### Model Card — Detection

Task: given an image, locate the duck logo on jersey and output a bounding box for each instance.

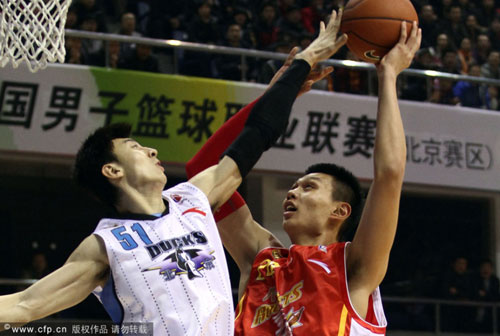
[142,247,215,281]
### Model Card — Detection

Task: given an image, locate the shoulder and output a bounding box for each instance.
[70,234,109,266]
[163,182,207,202]
[93,217,128,232]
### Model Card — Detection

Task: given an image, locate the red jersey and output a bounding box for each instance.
[234,243,387,335]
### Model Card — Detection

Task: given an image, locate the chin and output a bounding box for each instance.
[282,219,297,237]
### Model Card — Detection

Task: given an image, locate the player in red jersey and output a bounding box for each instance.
[187,16,421,336]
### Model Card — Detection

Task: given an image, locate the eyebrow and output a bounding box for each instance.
[294,176,322,185]
[301,176,321,182]
[122,138,138,144]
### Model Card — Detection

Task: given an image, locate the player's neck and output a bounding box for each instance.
[115,183,166,215]
[290,231,338,246]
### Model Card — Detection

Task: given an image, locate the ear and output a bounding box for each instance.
[102,162,123,181]
[331,202,351,220]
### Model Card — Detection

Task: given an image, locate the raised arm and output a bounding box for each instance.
[185,47,334,223]
[347,22,421,296]
[189,9,346,271]
[190,9,346,212]
[0,235,109,325]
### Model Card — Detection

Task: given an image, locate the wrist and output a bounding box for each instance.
[377,66,397,83]
[295,50,315,67]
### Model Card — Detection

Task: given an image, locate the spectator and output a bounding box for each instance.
[439,6,467,48]
[457,37,474,74]
[301,0,327,35]
[118,12,141,37]
[488,17,500,51]
[253,1,279,50]
[79,14,104,56]
[440,256,473,332]
[144,0,187,40]
[476,0,498,29]
[418,4,439,48]
[276,29,300,50]
[186,1,219,45]
[231,7,256,48]
[120,44,159,73]
[88,40,124,69]
[124,0,152,35]
[439,48,461,74]
[430,33,453,68]
[464,14,485,42]
[182,1,220,78]
[232,7,251,30]
[430,77,456,105]
[214,24,256,81]
[474,34,492,65]
[65,37,88,65]
[434,0,454,21]
[456,0,477,16]
[73,0,107,33]
[472,259,500,332]
[485,86,500,110]
[481,50,500,79]
[65,5,79,30]
[332,49,369,95]
[402,47,437,101]
[22,252,50,280]
[277,5,307,37]
[117,12,142,56]
[278,0,298,17]
[452,64,483,108]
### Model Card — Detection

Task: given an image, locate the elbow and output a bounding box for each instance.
[16,292,38,323]
[2,292,34,323]
[374,159,406,183]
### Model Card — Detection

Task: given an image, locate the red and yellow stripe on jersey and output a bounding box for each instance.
[235,243,387,335]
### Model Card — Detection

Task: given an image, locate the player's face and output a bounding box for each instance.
[111,138,166,187]
[282,173,337,241]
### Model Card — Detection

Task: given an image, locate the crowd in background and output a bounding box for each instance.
[384,256,500,333]
[65,0,500,110]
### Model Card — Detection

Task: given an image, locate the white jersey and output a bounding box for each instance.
[92,182,234,336]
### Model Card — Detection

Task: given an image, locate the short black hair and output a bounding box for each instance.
[305,163,363,242]
[73,123,132,208]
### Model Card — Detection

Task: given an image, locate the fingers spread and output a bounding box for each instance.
[319,21,326,34]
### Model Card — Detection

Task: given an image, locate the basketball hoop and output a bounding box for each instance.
[0,0,71,72]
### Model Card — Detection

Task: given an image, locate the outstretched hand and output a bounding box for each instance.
[268,46,334,97]
[377,21,422,77]
[295,8,347,66]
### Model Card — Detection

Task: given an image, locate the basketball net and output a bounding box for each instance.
[0,0,71,72]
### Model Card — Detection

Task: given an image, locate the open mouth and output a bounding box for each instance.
[283,202,297,218]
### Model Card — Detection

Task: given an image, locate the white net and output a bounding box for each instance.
[0,0,71,72]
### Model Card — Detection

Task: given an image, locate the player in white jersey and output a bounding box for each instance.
[92,182,235,335]
[0,10,347,335]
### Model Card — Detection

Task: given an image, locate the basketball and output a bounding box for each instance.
[340,0,418,63]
